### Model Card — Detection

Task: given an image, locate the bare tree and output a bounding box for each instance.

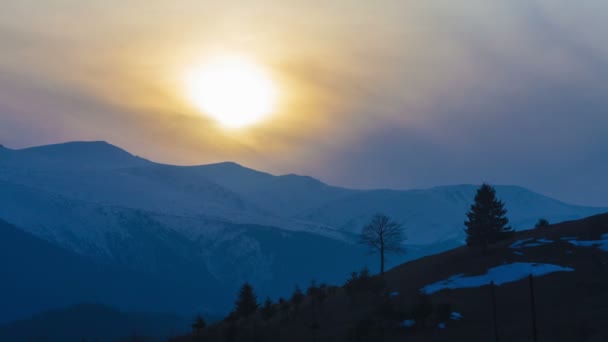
[359,213,405,274]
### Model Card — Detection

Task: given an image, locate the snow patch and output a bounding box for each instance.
[565,234,608,252]
[401,319,415,328]
[450,312,463,320]
[421,262,574,294]
[510,238,553,249]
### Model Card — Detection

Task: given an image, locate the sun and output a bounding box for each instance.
[184,56,278,128]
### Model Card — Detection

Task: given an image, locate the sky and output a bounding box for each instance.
[1,0,607,206]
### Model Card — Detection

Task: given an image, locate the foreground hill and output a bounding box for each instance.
[0,303,189,342]
[0,141,606,320]
[173,213,608,342]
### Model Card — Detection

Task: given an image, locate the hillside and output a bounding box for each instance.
[173,213,608,342]
[0,303,189,342]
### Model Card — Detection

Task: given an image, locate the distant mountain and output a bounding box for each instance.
[191,162,352,216]
[0,202,373,323]
[296,184,606,245]
[0,218,223,324]
[0,141,150,170]
[0,303,189,342]
[0,141,605,321]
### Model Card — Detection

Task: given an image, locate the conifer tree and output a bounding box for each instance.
[291,285,304,306]
[464,184,513,249]
[234,282,258,318]
[260,297,276,320]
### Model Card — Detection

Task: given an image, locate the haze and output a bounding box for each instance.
[1,0,607,206]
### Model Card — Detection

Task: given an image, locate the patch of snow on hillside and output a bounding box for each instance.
[510,238,553,249]
[450,312,463,320]
[401,319,415,328]
[421,262,574,294]
[565,234,608,252]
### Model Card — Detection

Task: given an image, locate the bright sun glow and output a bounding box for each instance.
[185,56,278,128]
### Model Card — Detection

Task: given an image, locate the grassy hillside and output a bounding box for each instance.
[172,213,608,342]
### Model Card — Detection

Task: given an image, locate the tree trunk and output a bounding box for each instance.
[380,245,385,274]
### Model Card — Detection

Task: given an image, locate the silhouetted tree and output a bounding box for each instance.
[291,285,304,306]
[307,280,320,297]
[535,218,550,229]
[261,297,276,320]
[192,315,206,335]
[234,282,258,318]
[359,214,405,274]
[464,184,513,250]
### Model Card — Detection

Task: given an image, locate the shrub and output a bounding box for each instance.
[344,268,386,296]
[535,218,550,229]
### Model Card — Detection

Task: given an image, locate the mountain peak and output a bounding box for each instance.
[21,140,118,152]
[15,141,149,169]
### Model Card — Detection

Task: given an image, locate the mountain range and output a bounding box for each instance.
[0,141,605,324]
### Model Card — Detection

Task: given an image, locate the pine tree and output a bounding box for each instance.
[464,184,513,249]
[291,285,304,306]
[260,297,276,320]
[234,282,258,318]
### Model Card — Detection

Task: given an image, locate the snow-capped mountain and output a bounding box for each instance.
[0,141,605,320]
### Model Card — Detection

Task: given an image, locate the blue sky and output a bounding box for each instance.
[1,1,607,206]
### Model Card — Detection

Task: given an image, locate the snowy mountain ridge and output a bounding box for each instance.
[0,140,606,319]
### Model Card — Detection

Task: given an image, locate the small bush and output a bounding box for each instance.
[344,268,386,296]
[535,218,550,229]
[191,315,206,334]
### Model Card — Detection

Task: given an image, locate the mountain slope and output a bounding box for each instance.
[0,218,221,324]
[297,184,606,244]
[190,162,353,216]
[1,141,150,170]
[0,205,375,323]
[0,304,189,342]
